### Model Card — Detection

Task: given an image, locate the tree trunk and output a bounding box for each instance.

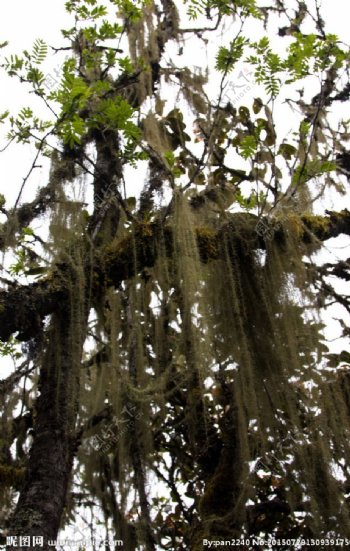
[9,294,87,550]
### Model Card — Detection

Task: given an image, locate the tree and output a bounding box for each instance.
[1,0,350,549]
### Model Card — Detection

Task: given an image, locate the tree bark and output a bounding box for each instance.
[8,294,87,550]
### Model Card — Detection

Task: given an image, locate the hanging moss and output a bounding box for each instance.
[3,0,350,545]
[68,185,350,540]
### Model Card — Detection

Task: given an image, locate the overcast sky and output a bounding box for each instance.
[1,0,349,204]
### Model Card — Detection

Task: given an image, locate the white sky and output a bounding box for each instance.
[0,1,349,341]
[0,0,349,205]
[0,2,349,544]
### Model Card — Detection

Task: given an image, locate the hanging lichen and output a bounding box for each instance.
[3,0,350,548]
[73,182,350,542]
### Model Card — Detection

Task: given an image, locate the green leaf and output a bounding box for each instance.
[0,110,9,124]
[112,0,144,21]
[90,5,108,18]
[299,121,310,139]
[59,115,86,148]
[93,97,135,131]
[238,135,257,159]
[235,189,259,209]
[31,39,48,65]
[9,248,27,275]
[292,160,336,186]
[0,336,20,358]
[255,37,270,54]
[18,107,33,121]
[118,56,134,75]
[164,151,175,167]
[98,21,122,40]
[4,54,24,75]
[26,67,45,86]
[215,36,248,72]
[22,227,34,237]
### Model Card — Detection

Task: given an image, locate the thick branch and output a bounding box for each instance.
[0,184,56,250]
[301,210,350,242]
[1,210,349,342]
[0,281,63,341]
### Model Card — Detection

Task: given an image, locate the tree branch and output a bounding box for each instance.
[0,209,349,342]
